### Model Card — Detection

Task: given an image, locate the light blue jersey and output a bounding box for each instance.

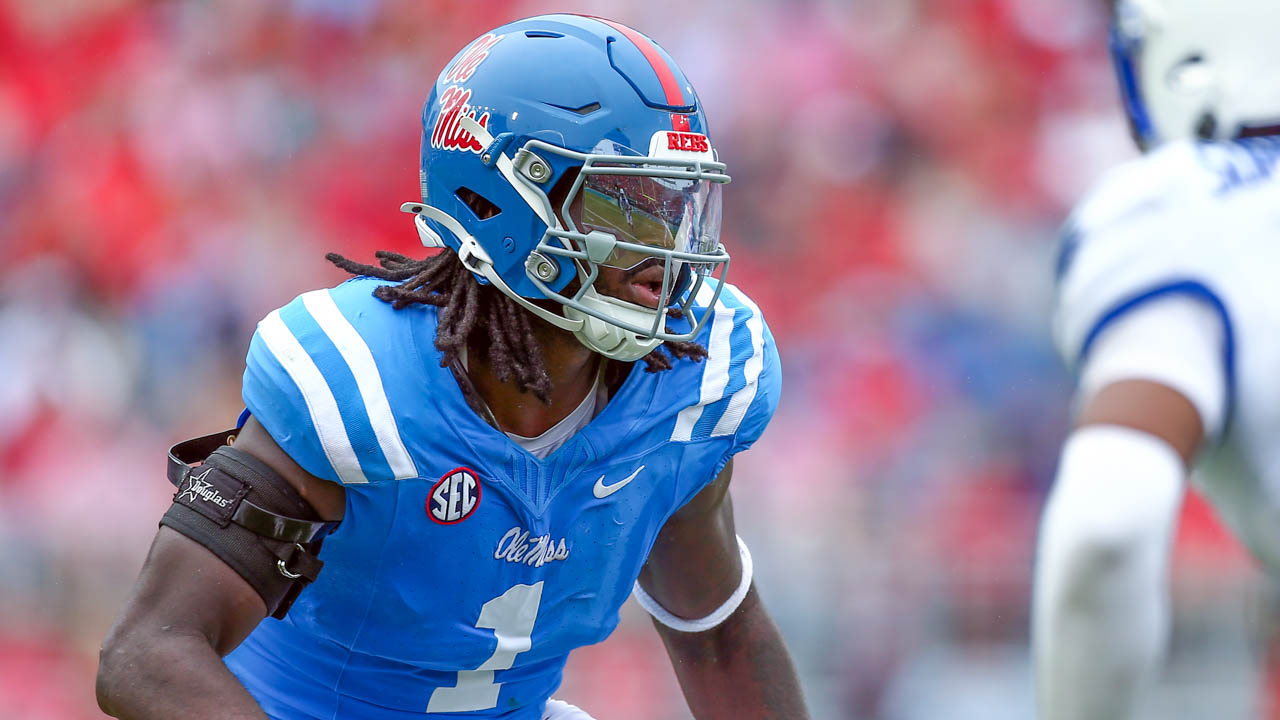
[223,275,780,719]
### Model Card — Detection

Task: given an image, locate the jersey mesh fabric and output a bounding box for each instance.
[226,275,781,718]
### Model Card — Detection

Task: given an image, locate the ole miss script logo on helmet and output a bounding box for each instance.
[427,468,482,524]
[432,33,505,155]
[444,33,502,84]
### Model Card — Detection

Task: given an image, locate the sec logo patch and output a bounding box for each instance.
[427,468,482,524]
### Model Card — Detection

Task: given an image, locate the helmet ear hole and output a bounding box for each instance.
[456,187,502,220]
[1196,112,1218,140]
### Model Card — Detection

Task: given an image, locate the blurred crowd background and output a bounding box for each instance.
[0,0,1270,718]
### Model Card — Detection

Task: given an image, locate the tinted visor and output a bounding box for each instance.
[575,171,723,270]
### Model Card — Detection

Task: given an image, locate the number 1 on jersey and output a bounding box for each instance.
[427,582,544,713]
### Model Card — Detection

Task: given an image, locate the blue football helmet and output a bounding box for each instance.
[400,14,731,361]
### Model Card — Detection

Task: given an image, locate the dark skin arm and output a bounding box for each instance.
[96,416,344,719]
[1075,378,1203,466]
[638,459,811,720]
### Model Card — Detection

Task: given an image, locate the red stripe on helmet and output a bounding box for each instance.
[592,17,690,130]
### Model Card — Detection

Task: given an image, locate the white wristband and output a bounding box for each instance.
[632,535,753,633]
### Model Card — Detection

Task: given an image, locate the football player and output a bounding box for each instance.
[95,15,809,720]
[1034,1,1280,718]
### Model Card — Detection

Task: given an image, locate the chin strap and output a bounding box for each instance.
[403,115,670,361]
[402,206,583,334]
[403,205,666,361]
[564,292,663,362]
[632,535,754,634]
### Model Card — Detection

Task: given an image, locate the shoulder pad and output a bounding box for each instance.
[667,280,781,450]
[1053,141,1247,370]
[1068,141,1211,240]
[242,277,422,485]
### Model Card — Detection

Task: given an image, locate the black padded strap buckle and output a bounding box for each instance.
[164,428,340,619]
[167,430,339,544]
[274,542,324,582]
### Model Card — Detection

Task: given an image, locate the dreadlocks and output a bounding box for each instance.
[325,249,707,404]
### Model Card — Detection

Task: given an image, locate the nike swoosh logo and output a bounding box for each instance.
[594,465,645,499]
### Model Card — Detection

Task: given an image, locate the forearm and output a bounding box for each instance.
[657,586,809,720]
[1032,426,1183,720]
[97,630,267,720]
[1034,523,1169,720]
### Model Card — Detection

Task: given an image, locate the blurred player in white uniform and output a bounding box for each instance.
[1034,1,1280,718]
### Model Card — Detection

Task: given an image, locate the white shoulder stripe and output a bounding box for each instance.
[302,290,418,480]
[257,310,368,484]
[712,286,765,438]
[671,283,736,442]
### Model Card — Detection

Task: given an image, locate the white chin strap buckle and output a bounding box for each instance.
[563,291,663,362]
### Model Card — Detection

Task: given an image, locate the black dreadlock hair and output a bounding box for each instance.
[325,249,707,404]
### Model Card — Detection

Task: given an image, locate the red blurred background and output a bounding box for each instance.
[0,0,1261,717]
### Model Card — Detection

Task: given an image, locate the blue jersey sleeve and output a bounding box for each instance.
[728,318,781,456]
[242,281,421,485]
[663,281,781,511]
[667,281,782,450]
